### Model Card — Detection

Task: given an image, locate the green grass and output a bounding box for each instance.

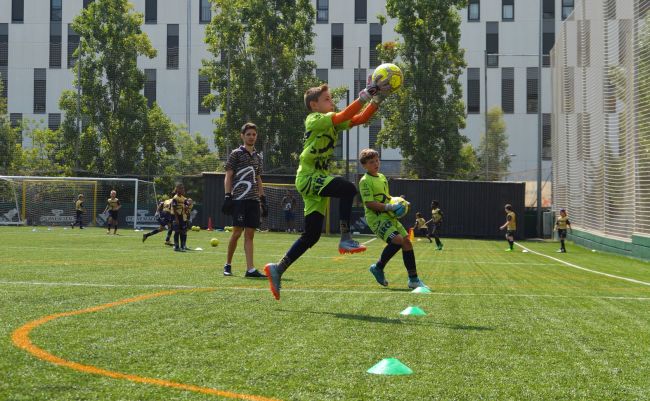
[2,226,650,400]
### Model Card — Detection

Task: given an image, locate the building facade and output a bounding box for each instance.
[0,0,573,179]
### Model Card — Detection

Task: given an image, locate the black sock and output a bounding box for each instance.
[339,220,350,234]
[166,228,173,241]
[435,238,442,247]
[508,240,513,250]
[147,228,160,236]
[278,239,310,274]
[376,243,401,270]
[403,249,417,278]
[181,233,187,248]
[174,232,180,247]
[561,240,565,250]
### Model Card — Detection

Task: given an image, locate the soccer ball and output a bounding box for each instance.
[191,225,200,232]
[210,238,219,247]
[388,196,410,219]
[372,63,403,93]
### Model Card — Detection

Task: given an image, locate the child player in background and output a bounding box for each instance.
[412,212,432,243]
[71,194,84,229]
[499,203,517,252]
[555,208,572,253]
[430,200,444,250]
[103,190,121,235]
[142,197,173,243]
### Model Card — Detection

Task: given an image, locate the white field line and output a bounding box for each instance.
[516,243,650,287]
[1,280,649,301]
[361,238,377,245]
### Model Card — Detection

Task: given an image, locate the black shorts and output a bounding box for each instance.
[109,210,119,221]
[558,229,567,239]
[232,199,260,229]
[506,230,516,237]
[417,228,428,237]
[430,222,442,236]
[284,210,294,221]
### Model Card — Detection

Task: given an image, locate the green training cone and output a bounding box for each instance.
[411,286,432,294]
[367,358,413,375]
[400,306,427,316]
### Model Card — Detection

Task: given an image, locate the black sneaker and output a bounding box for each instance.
[223,264,233,276]
[245,269,267,278]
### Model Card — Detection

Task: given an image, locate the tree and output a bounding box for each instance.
[477,106,511,181]
[170,131,221,175]
[377,0,468,178]
[454,143,481,180]
[20,122,70,175]
[58,0,175,175]
[0,79,21,174]
[201,0,319,173]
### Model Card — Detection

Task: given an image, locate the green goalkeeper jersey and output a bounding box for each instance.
[359,172,391,220]
[297,112,351,178]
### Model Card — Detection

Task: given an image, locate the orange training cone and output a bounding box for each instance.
[408,227,414,241]
[207,217,213,231]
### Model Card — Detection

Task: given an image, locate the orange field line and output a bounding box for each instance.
[11,289,281,401]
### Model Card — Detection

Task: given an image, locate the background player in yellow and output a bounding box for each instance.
[499,204,517,251]
[358,148,427,289]
[70,194,84,229]
[555,208,572,253]
[412,212,432,243]
[430,200,444,250]
[264,79,389,300]
[103,190,121,235]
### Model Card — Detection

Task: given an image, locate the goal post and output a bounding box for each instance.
[0,177,23,225]
[0,176,158,229]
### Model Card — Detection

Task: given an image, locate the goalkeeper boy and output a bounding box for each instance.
[358,148,427,290]
[264,79,388,300]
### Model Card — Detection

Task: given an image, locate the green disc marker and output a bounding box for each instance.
[367,358,413,375]
[411,286,431,294]
[400,306,426,316]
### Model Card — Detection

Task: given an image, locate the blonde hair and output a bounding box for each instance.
[359,148,380,165]
[304,84,329,111]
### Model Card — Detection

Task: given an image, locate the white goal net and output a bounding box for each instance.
[260,183,305,232]
[0,176,158,228]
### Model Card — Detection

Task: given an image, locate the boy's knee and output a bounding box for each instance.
[301,230,322,248]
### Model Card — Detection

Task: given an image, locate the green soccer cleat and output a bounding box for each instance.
[505,248,513,252]
[369,264,388,287]
[264,263,282,300]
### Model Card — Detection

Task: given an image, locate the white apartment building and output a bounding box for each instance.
[0,0,573,179]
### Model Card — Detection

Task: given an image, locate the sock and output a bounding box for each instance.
[166,229,172,241]
[339,220,350,234]
[113,225,118,233]
[247,267,256,273]
[277,239,310,274]
[147,228,160,236]
[561,240,565,250]
[435,238,442,247]
[181,233,187,248]
[508,240,514,250]
[376,243,401,270]
[174,232,180,247]
[403,249,417,278]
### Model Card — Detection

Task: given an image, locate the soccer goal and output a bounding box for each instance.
[261,183,305,232]
[0,176,158,228]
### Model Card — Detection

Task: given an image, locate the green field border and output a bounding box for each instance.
[568,229,650,260]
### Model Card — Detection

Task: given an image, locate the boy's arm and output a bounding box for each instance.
[349,103,379,127]
[224,169,234,194]
[257,175,264,197]
[364,201,387,213]
[331,99,364,125]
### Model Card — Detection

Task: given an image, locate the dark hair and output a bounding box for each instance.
[304,84,329,111]
[431,200,439,208]
[416,212,422,218]
[359,148,380,164]
[240,122,257,134]
[505,203,513,211]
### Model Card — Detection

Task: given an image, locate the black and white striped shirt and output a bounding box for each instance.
[225,146,263,201]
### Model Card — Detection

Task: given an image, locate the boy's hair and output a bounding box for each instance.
[505,204,513,211]
[78,194,84,199]
[240,122,257,134]
[359,148,380,165]
[304,84,328,111]
[431,200,439,208]
[416,212,422,218]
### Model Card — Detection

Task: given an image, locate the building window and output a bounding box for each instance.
[50,23,62,68]
[577,20,591,68]
[144,69,156,108]
[543,0,555,19]
[83,0,94,8]
[527,67,538,114]
[12,0,24,23]
[200,0,212,24]
[67,25,80,69]
[331,23,343,69]
[145,0,157,24]
[354,68,367,95]
[167,24,179,70]
[48,113,61,131]
[198,74,210,114]
[51,0,62,21]
[369,119,381,155]
[542,20,555,67]
[502,0,514,21]
[605,0,616,19]
[315,68,328,83]
[317,0,329,23]
[486,22,499,67]
[468,0,480,21]
[562,66,574,113]
[0,66,7,99]
[562,0,574,20]
[467,68,480,114]
[10,113,22,143]
[34,69,46,114]
[542,113,551,160]
[355,0,367,23]
[369,23,382,68]
[501,67,514,114]
[618,19,630,65]
[0,23,7,69]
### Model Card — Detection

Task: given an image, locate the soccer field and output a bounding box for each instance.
[2,227,650,400]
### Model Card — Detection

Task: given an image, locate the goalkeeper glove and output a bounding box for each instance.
[359,75,392,103]
[222,193,234,215]
[260,195,269,218]
[384,202,405,215]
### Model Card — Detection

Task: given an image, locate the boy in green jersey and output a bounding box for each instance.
[264,80,389,300]
[358,148,427,289]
